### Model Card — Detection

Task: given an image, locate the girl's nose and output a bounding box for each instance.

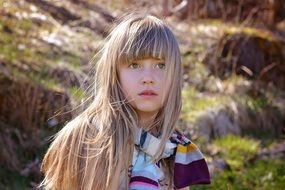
[141,70,155,85]
[142,78,154,84]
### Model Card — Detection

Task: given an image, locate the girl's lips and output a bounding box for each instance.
[139,94,157,98]
[139,94,158,98]
[138,90,158,97]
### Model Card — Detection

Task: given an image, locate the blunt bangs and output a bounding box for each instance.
[116,19,175,64]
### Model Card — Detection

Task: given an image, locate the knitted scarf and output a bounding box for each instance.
[129,128,210,189]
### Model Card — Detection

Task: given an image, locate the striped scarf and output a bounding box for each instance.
[129,128,210,189]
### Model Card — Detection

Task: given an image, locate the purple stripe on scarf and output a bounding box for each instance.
[130,176,159,187]
[174,159,211,188]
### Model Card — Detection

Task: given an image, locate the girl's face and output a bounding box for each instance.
[118,58,170,118]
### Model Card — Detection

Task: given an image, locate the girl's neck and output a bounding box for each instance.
[137,111,159,136]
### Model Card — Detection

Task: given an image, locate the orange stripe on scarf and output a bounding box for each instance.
[176,143,198,153]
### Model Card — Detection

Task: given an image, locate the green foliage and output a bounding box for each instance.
[214,135,260,169]
[68,86,86,101]
[192,135,285,190]
[188,61,209,81]
[0,165,30,190]
[224,26,277,42]
[181,86,229,122]
[192,159,285,190]
[26,68,62,90]
[0,34,18,62]
[246,97,268,110]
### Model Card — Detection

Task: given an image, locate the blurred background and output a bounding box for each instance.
[0,0,285,189]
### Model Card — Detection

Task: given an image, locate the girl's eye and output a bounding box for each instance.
[156,63,166,69]
[129,63,140,69]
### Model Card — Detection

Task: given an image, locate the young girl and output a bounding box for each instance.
[41,13,210,190]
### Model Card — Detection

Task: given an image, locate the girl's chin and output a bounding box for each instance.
[130,101,163,115]
[134,106,160,115]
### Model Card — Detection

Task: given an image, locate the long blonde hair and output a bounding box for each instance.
[41,12,182,190]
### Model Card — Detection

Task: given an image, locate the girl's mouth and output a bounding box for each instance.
[138,90,158,97]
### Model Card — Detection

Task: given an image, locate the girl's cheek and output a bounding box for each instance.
[155,70,166,80]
